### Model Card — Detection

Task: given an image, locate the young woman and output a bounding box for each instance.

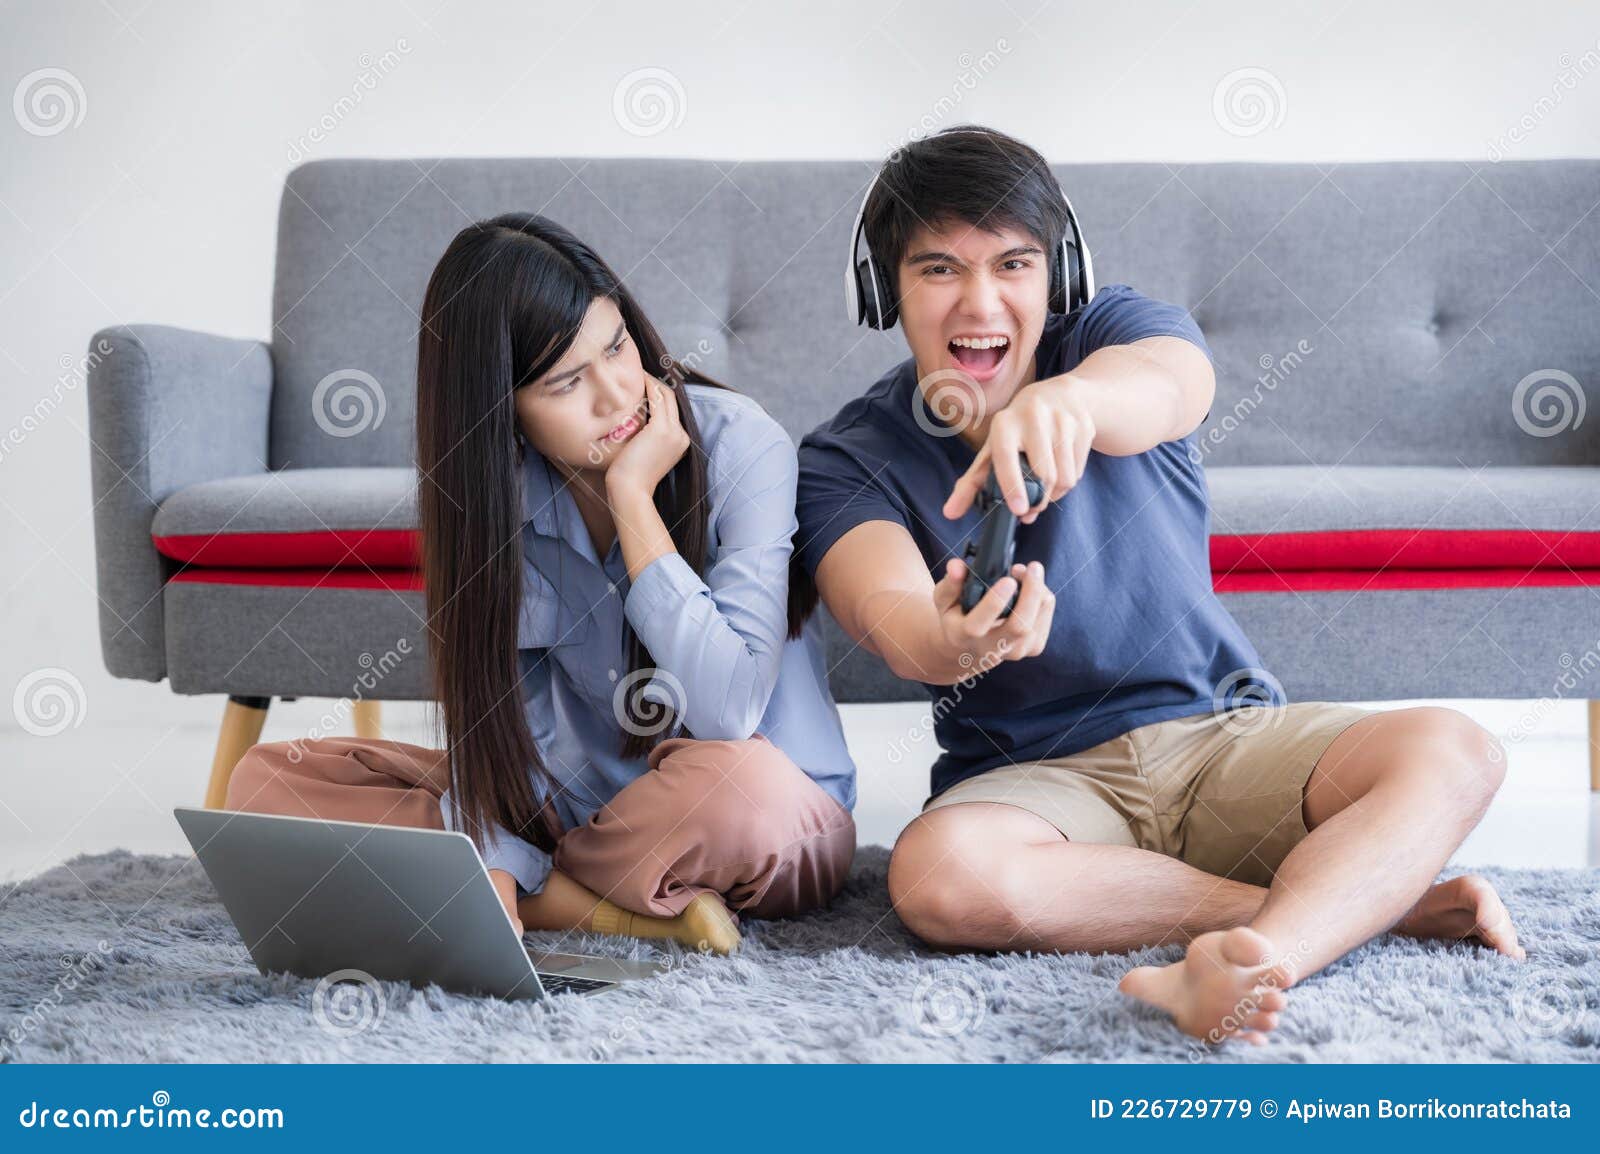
[226,214,857,954]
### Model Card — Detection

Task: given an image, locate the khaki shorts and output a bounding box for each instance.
[921,702,1375,887]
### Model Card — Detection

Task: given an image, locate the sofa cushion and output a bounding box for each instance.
[151,467,417,568]
[1208,465,1600,568]
[1207,464,1600,591]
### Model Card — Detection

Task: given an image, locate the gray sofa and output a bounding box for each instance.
[87,158,1600,800]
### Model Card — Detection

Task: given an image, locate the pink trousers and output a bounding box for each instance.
[225,733,855,920]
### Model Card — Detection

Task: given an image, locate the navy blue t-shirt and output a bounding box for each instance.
[795,283,1283,796]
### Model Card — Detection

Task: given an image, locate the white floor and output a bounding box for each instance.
[2,697,1597,887]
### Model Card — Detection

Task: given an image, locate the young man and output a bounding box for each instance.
[795,125,1524,1045]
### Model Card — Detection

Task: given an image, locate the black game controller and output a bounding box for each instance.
[960,460,1045,616]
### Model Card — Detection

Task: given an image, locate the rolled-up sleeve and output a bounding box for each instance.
[439,787,553,896]
[623,422,796,741]
[439,789,554,896]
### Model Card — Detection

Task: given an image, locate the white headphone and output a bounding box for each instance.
[845,146,1095,329]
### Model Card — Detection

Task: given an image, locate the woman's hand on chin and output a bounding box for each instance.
[605,375,689,504]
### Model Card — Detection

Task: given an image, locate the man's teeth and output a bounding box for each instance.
[949,336,1009,350]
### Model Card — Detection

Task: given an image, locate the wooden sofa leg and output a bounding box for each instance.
[352,699,382,740]
[1590,700,1600,793]
[205,694,272,810]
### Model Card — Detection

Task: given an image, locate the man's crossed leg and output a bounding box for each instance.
[886,703,1522,1045]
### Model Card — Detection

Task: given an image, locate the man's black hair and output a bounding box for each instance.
[862,125,1068,294]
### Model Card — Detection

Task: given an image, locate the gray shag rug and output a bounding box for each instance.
[2,847,1597,1063]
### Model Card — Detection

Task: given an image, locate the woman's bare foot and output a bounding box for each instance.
[1118,926,1294,1045]
[1391,874,1524,958]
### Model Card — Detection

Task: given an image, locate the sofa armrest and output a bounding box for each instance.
[86,324,273,681]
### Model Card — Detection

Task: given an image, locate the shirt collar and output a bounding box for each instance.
[519,447,566,539]
[519,446,614,570]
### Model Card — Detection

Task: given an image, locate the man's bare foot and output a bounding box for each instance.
[1118,926,1294,1045]
[1392,874,1524,959]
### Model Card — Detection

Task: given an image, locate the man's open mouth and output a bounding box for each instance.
[947,334,1010,382]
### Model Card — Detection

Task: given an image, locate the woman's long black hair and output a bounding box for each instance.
[416,212,812,857]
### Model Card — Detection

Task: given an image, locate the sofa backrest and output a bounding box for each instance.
[271,158,1600,472]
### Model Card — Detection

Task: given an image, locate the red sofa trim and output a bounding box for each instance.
[152,529,418,569]
[1211,529,1600,572]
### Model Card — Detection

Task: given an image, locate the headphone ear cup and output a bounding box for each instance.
[851,256,873,326]
[1062,242,1082,313]
[1048,243,1067,314]
[872,258,898,329]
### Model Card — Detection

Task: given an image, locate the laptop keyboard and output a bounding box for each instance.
[534,972,617,996]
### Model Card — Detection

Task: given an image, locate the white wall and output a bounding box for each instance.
[3,0,1599,737]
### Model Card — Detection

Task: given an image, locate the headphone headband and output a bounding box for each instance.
[845,153,1095,330]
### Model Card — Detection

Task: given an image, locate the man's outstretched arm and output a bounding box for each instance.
[814,520,1054,687]
[946,334,1217,522]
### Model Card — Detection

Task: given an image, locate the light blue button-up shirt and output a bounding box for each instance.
[440,385,858,894]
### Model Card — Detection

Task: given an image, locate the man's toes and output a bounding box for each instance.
[1118,964,1165,1000]
[1218,925,1276,969]
[1252,988,1289,1013]
[1242,1009,1280,1033]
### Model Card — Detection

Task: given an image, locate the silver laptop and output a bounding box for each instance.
[174,806,665,1001]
